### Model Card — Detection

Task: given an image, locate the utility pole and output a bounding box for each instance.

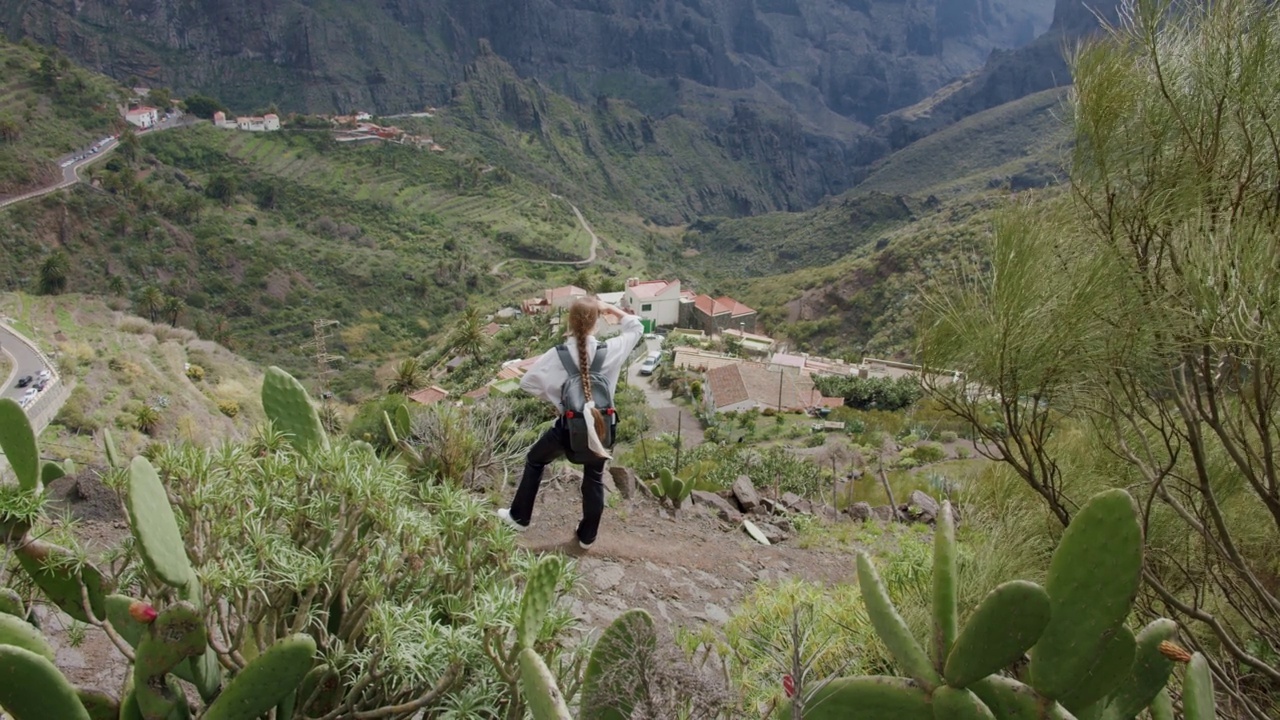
[301,319,342,411]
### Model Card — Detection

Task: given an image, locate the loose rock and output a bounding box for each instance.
[904,490,940,524]
[847,502,873,522]
[607,466,639,499]
[731,475,760,512]
[871,505,897,522]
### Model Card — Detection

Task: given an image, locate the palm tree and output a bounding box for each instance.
[163,295,185,327]
[134,406,160,436]
[38,252,69,295]
[387,358,426,395]
[137,286,164,323]
[107,274,127,296]
[448,308,488,359]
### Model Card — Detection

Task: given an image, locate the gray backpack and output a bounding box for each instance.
[555,344,616,457]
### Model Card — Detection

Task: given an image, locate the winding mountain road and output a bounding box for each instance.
[490,194,601,275]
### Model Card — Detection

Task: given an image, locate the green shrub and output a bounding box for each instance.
[912,441,947,464]
[55,385,100,434]
[217,400,239,418]
[939,430,958,444]
[956,445,972,460]
[804,432,827,448]
[186,364,206,381]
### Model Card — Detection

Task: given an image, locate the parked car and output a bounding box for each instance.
[15,375,33,388]
[638,352,661,376]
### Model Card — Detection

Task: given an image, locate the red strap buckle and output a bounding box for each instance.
[565,411,575,418]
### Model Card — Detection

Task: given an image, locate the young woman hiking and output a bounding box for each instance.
[498,297,644,549]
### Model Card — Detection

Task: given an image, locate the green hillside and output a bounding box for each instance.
[856,88,1072,199]
[0,40,125,194]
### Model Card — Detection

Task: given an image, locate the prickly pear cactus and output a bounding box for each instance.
[932,501,959,669]
[580,609,658,720]
[1182,653,1215,720]
[802,676,932,720]
[41,459,72,486]
[1029,489,1143,700]
[14,537,109,623]
[262,366,329,454]
[1100,620,1178,720]
[1059,625,1136,713]
[0,611,55,661]
[103,427,121,469]
[125,456,195,589]
[519,647,573,720]
[857,552,941,690]
[0,587,24,617]
[133,602,207,720]
[0,644,92,720]
[0,398,41,494]
[932,685,996,720]
[201,633,317,720]
[517,556,562,651]
[76,688,121,720]
[943,580,1050,688]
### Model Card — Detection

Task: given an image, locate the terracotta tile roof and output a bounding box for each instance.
[464,386,491,399]
[705,361,841,411]
[483,322,502,336]
[771,353,807,369]
[692,294,755,317]
[546,285,587,301]
[408,385,450,405]
[627,280,676,299]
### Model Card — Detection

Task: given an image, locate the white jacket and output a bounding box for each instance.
[519,313,644,412]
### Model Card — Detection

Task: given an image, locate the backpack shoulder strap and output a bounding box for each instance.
[554,344,580,378]
[590,344,608,373]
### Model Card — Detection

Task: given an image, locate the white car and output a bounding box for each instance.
[638,352,661,376]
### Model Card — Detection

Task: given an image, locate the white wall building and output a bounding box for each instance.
[124,106,159,129]
[623,278,681,327]
[235,113,281,132]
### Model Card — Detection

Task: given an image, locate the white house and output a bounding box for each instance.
[212,111,237,129]
[124,106,159,129]
[623,278,681,327]
[235,114,281,132]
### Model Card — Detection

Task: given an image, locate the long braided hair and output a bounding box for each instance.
[567,298,607,440]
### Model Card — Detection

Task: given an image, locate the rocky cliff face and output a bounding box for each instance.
[875,0,1123,149]
[1,0,1068,214]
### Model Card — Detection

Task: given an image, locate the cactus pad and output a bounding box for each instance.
[933,500,959,670]
[0,398,41,493]
[41,460,68,486]
[857,552,941,689]
[944,580,1050,688]
[0,587,23,618]
[76,688,120,720]
[517,556,562,650]
[1147,688,1174,720]
[1030,489,1142,700]
[970,676,1076,720]
[580,609,657,720]
[0,644,92,720]
[1059,625,1136,714]
[394,404,412,437]
[802,676,933,720]
[15,538,109,623]
[0,612,55,661]
[518,647,573,720]
[297,665,343,717]
[103,427,121,469]
[133,603,207,720]
[126,456,194,589]
[933,686,997,720]
[1182,653,1214,720]
[1101,619,1178,720]
[262,366,329,454]
[202,633,317,720]
[104,594,151,649]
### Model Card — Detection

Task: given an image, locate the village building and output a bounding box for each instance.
[702,361,842,414]
[680,294,758,335]
[622,278,682,328]
[521,285,588,315]
[123,106,159,129]
[407,385,450,406]
[235,114,281,132]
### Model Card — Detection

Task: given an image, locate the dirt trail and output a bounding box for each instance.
[515,469,854,632]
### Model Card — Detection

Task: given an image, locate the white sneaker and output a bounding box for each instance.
[577,538,593,551]
[496,508,527,532]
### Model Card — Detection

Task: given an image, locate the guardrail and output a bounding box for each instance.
[0,320,71,481]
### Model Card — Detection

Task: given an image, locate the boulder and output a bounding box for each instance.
[731,475,761,512]
[607,466,639,499]
[816,505,839,521]
[692,490,742,523]
[905,490,940,524]
[780,492,806,510]
[847,502,873,522]
[871,505,897,522]
[757,523,789,544]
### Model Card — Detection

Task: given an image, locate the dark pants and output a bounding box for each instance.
[508,421,607,544]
